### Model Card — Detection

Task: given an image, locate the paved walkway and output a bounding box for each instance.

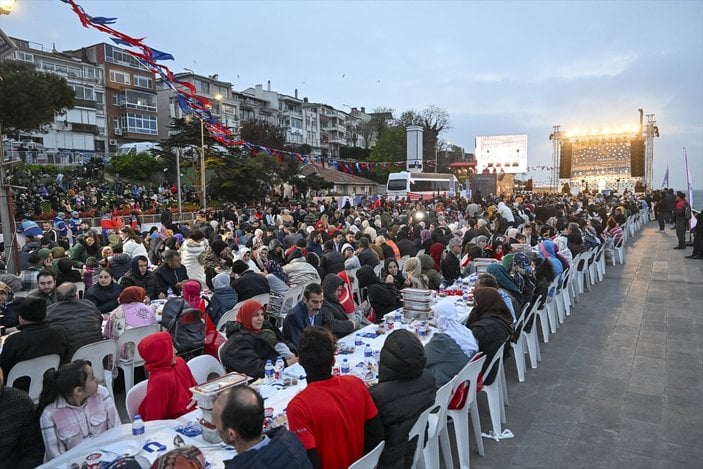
[467,222,703,468]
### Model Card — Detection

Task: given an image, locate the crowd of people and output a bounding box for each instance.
[0,184,699,468]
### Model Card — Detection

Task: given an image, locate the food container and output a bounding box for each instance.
[190,372,249,410]
[199,418,222,443]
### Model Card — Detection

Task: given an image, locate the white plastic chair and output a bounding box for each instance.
[187,354,226,384]
[398,255,410,273]
[511,302,531,382]
[535,276,559,341]
[521,296,543,369]
[423,377,456,469]
[348,440,385,469]
[125,379,148,421]
[408,404,434,469]
[117,324,160,392]
[479,342,509,437]
[373,263,383,278]
[440,354,486,469]
[6,354,61,402]
[249,293,270,308]
[278,284,305,320]
[71,339,118,398]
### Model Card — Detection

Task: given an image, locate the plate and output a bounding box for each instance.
[99,440,142,458]
[254,384,278,399]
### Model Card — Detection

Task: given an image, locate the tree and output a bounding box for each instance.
[240,119,286,150]
[395,106,451,165]
[0,61,75,132]
[368,126,406,183]
[109,151,163,181]
[358,107,394,149]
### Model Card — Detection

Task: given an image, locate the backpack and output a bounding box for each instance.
[684,204,692,220]
[161,297,205,359]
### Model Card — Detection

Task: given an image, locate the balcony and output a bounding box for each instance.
[70,123,99,134]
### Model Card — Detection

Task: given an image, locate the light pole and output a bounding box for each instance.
[0,0,15,15]
[200,119,206,212]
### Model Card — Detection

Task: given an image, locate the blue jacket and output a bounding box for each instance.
[282,300,317,347]
[208,287,239,325]
[224,427,311,469]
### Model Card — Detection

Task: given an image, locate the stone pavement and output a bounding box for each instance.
[463,222,703,468]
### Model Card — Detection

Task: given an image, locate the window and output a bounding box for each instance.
[125,113,158,135]
[70,84,95,101]
[83,66,96,80]
[124,90,157,112]
[410,180,451,192]
[15,51,33,62]
[387,179,408,191]
[104,44,143,69]
[194,79,210,94]
[110,70,130,85]
[134,74,153,89]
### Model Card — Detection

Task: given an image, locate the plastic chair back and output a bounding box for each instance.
[348,440,385,469]
[117,324,160,391]
[187,354,226,384]
[6,354,60,402]
[71,339,118,398]
[125,379,148,421]
[423,377,456,468]
[408,405,434,469]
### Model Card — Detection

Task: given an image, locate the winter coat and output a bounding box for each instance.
[419,254,442,290]
[358,247,380,268]
[319,275,356,338]
[356,265,402,323]
[119,257,158,299]
[220,322,287,379]
[137,332,197,421]
[108,253,132,281]
[45,299,104,357]
[370,330,436,469]
[224,426,311,469]
[207,286,239,326]
[283,259,321,288]
[180,239,207,285]
[320,249,345,278]
[85,281,122,315]
[425,333,470,387]
[153,262,189,296]
[469,315,512,385]
[232,271,269,302]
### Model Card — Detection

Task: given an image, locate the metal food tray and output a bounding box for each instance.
[190,372,249,396]
[401,288,433,300]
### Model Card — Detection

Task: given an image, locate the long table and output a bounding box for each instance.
[39,296,471,468]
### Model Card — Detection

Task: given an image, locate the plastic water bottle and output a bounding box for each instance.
[364,343,373,361]
[341,358,350,375]
[355,333,363,347]
[132,415,145,442]
[274,357,284,380]
[264,360,274,384]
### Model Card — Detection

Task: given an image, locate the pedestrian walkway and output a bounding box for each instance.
[468,222,703,468]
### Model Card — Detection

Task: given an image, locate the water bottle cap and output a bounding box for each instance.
[134,415,142,420]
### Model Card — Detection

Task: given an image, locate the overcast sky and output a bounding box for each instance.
[2,0,701,190]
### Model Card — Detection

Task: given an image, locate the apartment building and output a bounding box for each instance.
[156,72,239,140]
[5,37,106,161]
[68,43,159,151]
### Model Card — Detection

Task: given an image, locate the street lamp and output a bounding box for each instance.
[0,0,15,15]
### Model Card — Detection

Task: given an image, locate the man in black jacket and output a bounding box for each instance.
[441,238,463,283]
[45,282,103,357]
[154,250,189,297]
[395,230,417,258]
[0,298,69,390]
[231,260,270,302]
[319,240,344,278]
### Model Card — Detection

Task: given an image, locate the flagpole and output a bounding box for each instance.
[684,146,695,230]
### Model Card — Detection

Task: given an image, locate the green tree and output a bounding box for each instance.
[396,106,451,165]
[109,151,163,181]
[368,126,406,183]
[0,61,75,132]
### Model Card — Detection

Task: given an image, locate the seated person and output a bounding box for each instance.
[467,287,514,385]
[38,360,119,459]
[103,286,157,357]
[356,265,403,323]
[55,257,82,285]
[212,386,311,468]
[220,299,297,379]
[154,250,188,297]
[1,298,70,391]
[319,274,365,338]
[118,255,158,300]
[381,258,410,291]
[283,283,324,347]
[207,272,238,326]
[137,331,198,421]
[84,268,122,315]
[287,327,382,468]
[231,260,270,302]
[425,302,479,387]
[0,368,45,467]
[369,329,436,468]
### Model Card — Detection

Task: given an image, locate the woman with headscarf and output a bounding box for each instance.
[56,257,82,285]
[425,301,479,387]
[237,247,261,273]
[553,235,573,268]
[419,227,432,252]
[404,257,429,290]
[566,222,587,256]
[220,299,297,378]
[319,274,365,337]
[356,265,403,323]
[475,218,492,238]
[466,287,514,385]
[382,257,409,290]
[418,254,441,290]
[507,252,536,303]
[103,286,157,357]
[119,255,157,299]
[201,239,234,289]
[538,239,564,277]
[207,272,238,326]
[486,263,524,307]
[182,279,206,314]
[583,224,601,249]
[252,245,269,272]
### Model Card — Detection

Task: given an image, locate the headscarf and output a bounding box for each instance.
[182,280,203,309]
[344,256,361,270]
[236,299,264,333]
[420,229,431,242]
[486,263,523,303]
[130,255,149,279]
[501,253,515,271]
[468,287,514,326]
[433,301,479,358]
[553,236,572,266]
[264,260,289,285]
[321,273,344,304]
[212,272,231,290]
[508,253,536,297]
[584,225,601,246]
[538,239,564,276]
[119,286,145,304]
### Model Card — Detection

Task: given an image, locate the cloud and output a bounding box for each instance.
[543,53,640,80]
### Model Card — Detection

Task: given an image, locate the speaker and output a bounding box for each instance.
[630,139,645,177]
[559,143,573,179]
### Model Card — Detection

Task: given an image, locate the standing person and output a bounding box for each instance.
[673,191,690,250]
[212,386,311,468]
[37,360,120,459]
[287,327,383,469]
[118,226,148,260]
[179,230,208,285]
[685,210,703,259]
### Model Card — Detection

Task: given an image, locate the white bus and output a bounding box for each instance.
[386,171,459,200]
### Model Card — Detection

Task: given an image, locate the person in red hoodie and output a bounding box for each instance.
[137,331,197,421]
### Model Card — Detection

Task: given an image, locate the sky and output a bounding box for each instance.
[1,0,702,191]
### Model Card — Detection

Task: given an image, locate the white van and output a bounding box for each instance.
[116,142,161,155]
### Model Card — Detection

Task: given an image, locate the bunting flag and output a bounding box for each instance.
[684,147,695,229]
[661,164,669,188]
